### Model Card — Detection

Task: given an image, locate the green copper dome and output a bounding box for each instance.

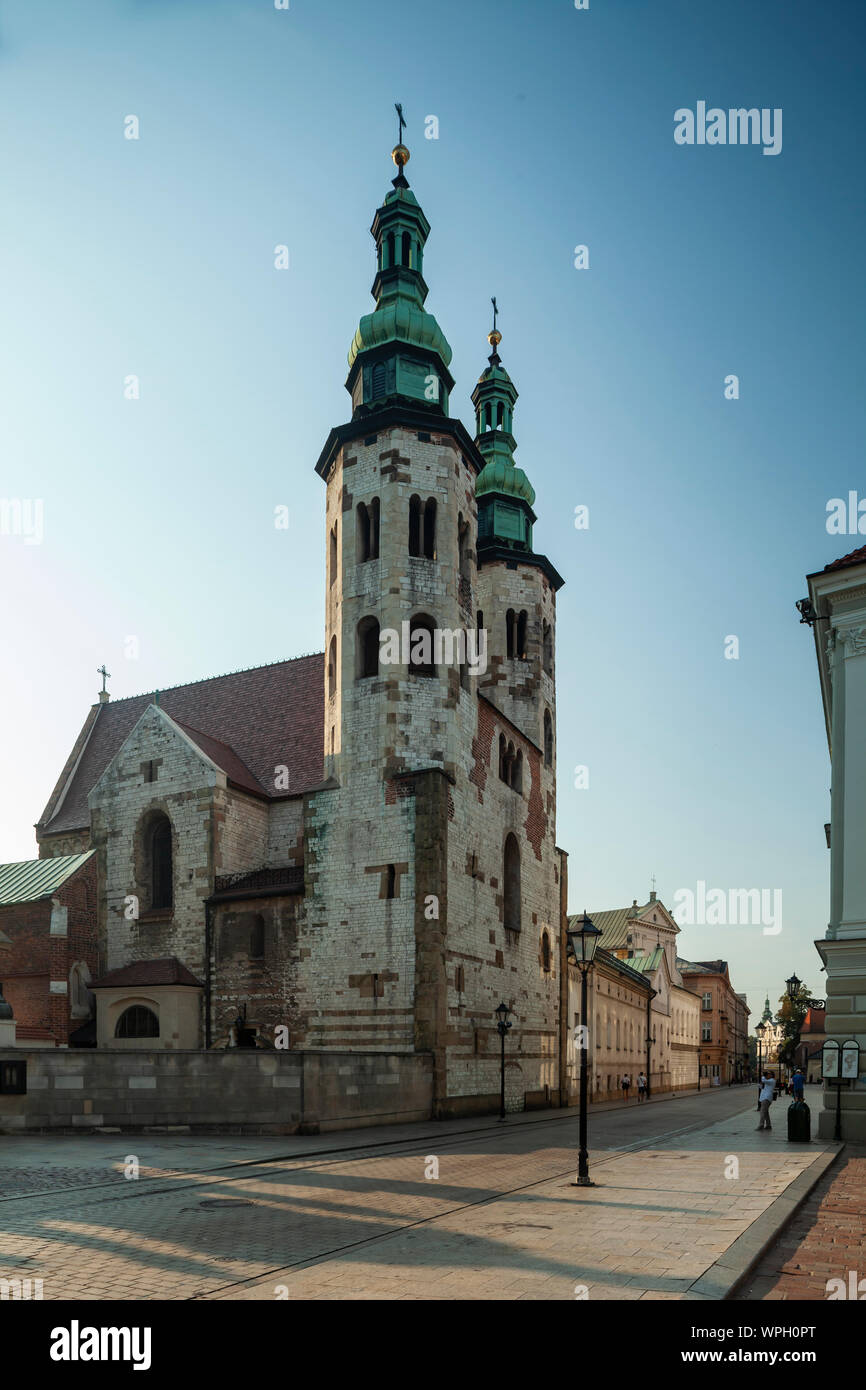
[348,300,452,370]
[476,458,535,506]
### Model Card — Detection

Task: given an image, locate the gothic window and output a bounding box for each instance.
[408,614,436,677]
[516,610,528,660]
[541,931,551,973]
[356,500,379,562]
[401,231,411,267]
[372,362,386,398]
[329,522,338,587]
[149,814,173,911]
[423,499,436,559]
[458,514,470,583]
[506,609,515,658]
[498,733,507,781]
[503,833,521,932]
[357,617,380,679]
[249,916,265,960]
[477,609,484,635]
[510,749,523,794]
[544,710,553,767]
[386,231,395,268]
[542,621,552,674]
[409,495,422,557]
[115,1005,159,1039]
[496,402,504,428]
[328,636,337,698]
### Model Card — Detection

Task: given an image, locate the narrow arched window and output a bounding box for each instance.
[544,710,553,767]
[329,522,338,587]
[541,931,551,973]
[328,636,337,698]
[506,609,515,659]
[498,733,507,782]
[356,502,371,563]
[357,617,380,679]
[386,232,395,268]
[150,815,172,911]
[477,609,484,635]
[516,610,528,660]
[408,614,436,677]
[249,915,265,960]
[409,495,422,557]
[543,620,552,674]
[115,1005,159,1039]
[511,749,523,794]
[458,514,470,582]
[496,402,504,428]
[402,231,411,267]
[369,497,380,559]
[423,498,436,559]
[504,833,521,932]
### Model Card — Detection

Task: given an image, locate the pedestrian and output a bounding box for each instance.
[756,1071,775,1131]
[637,1071,647,1102]
[621,1072,631,1101]
[792,1068,805,1101]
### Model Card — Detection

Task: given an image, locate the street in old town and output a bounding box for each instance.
[0,1088,843,1302]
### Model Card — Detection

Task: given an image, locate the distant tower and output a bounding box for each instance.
[473,310,563,760]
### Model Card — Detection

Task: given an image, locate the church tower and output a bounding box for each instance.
[473,316,563,759]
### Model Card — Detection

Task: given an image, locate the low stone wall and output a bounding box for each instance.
[0,1048,433,1135]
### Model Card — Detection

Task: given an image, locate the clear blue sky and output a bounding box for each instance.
[1,0,863,1021]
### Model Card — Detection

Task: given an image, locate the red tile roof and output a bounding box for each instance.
[824,545,866,572]
[39,655,324,835]
[91,957,204,989]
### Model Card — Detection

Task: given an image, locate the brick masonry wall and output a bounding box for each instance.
[0,1047,433,1134]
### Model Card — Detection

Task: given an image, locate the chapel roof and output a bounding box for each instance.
[0,851,95,906]
[38,654,324,836]
[90,957,204,989]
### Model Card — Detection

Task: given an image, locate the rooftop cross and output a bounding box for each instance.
[491,295,498,335]
[395,101,406,144]
[97,664,111,694]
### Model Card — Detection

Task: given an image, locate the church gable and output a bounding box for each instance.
[89,704,224,810]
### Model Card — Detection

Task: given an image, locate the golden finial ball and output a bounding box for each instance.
[488,329,502,348]
[391,144,410,169]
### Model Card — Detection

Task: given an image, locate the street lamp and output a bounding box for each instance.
[566,910,603,1187]
[495,1001,513,1121]
[786,973,802,1001]
[756,1021,765,1076]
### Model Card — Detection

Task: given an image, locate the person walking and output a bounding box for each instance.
[621,1072,631,1102]
[792,1068,805,1100]
[637,1071,647,1102]
[756,1072,775,1131]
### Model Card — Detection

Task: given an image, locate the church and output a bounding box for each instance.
[30,136,566,1119]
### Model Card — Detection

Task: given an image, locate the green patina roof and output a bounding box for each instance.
[476,458,535,506]
[0,851,94,906]
[348,301,452,370]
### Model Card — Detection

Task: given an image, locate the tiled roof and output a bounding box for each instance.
[0,852,95,906]
[824,545,866,572]
[568,900,669,952]
[91,957,203,989]
[39,654,324,835]
[680,959,728,976]
[174,721,267,799]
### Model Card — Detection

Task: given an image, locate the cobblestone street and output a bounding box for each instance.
[0,1088,841,1301]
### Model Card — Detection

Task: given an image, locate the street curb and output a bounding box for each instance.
[682,1143,845,1301]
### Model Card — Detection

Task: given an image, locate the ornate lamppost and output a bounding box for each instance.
[567,911,603,1187]
[495,1001,512,1121]
[756,1021,765,1077]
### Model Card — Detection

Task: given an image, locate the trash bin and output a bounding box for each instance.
[787,1099,811,1143]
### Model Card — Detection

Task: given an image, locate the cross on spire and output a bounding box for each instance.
[97,664,111,694]
[395,102,406,144]
[491,296,498,334]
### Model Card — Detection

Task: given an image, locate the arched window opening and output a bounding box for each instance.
[369,497,380,558]
[510,749,523,794]
[506,609,516,659]
[458,514,470,582]
[543,620,552,674]
[477,609,484,635]
[401,231,411,266]
[541,931,551,973]
[498,733,507,782]
[328,636,337,699]
[249,916,265,960]
[149,815,172,911]
[516,610,528,660]
[484,403,491,431]
[386,231,395,268]
[503,833,521,932]
[356,502,371,563]
[423,498,436,559]
[616,1019,621,1051]
[544,710,553,767]
[372,361,386,398]
[357,617,380,679]
[115,1005,159,1039]
[496,402,504,428]
[408,495,422,557]
[408,614,436,677]
[329,523,338,587]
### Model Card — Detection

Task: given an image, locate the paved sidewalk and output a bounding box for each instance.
[208,1095,837,1301]
[734,1142,866,1301]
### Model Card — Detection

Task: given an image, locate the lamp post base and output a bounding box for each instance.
[571,1176,596,1187]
